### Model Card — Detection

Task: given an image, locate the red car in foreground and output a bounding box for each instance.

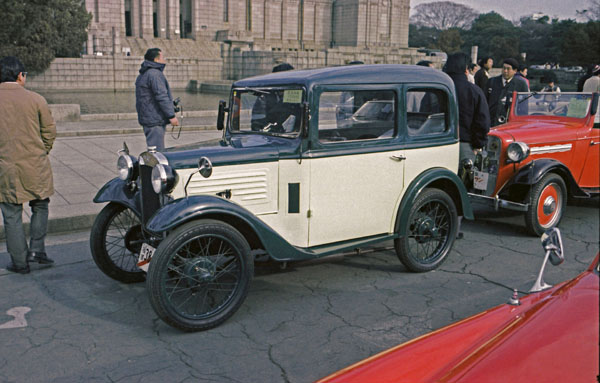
[317,230,599,383]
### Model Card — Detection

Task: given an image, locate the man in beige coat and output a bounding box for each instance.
[0,56,56,274]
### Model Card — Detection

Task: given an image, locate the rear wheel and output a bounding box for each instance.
[525,173,566,236]
[147,219,253,332]
[395,189,458,272]
[90,202,146,283]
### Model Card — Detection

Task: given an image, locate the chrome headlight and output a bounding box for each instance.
[117,154,137,181]
[151,164,179,194]
[506,142,530,163]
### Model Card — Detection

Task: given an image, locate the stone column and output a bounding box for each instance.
[140,0,154,38]
[166,0,181,39]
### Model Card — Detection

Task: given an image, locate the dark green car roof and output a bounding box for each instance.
[233,64,456,95]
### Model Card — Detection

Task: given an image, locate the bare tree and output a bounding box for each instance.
[411,1,479,30]
[576,0,600,20]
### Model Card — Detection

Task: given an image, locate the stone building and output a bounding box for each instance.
[28,0,436,91]
[85,0,410,55]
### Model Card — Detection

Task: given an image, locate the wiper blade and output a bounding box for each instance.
[518,91,538,105]
[236,87,270,95]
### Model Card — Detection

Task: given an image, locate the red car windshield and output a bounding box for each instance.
[514,92,593,119]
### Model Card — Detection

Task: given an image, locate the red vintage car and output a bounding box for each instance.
[460,91,599,235]
[316,229,600,383]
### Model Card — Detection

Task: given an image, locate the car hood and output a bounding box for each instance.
[162,134,301,169]
[491,119,581,145]
[317,254,599,383]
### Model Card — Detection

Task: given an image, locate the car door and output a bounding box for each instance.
[577,103,600,188]
[307,87,405,247]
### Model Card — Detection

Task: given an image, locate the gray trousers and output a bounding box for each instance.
[0,199,49,267]
[143,125,166,151]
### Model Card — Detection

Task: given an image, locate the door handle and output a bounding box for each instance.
[390,155,406,161]
[591,140,600,146]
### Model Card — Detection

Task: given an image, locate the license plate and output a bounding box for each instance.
[474,170,489,191]
[137,243,155,272]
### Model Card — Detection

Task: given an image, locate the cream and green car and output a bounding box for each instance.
[90,64,473,331]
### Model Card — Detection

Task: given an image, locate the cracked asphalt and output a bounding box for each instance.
[0,198,598,382]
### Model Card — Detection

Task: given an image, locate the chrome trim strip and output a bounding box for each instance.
[468,193,529,212]
[530,144,572,155]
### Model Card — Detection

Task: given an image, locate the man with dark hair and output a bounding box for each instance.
[135,48,179,150]
[515,64,530,89]
[486,58,529,126]
[474,56,493,92]
[0,56,56,274]
[272,63,294,72]
[444,52,490,162]
[416,60,433,67]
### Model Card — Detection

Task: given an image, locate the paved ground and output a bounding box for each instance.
[0,200,597,382]
[0,115,222,240]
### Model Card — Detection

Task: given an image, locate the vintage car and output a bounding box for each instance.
[460,91,599,235]
[90,64,473,331]
[317,228,600,383]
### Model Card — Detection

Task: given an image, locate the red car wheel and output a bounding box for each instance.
[525,173,566,236]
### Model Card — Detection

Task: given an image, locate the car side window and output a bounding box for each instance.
[406,89,448,136]
[318,90,396,142]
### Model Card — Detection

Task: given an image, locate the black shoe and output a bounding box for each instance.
[6,263,30,274]
[27,251,54,265]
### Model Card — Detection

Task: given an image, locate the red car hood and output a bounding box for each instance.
[317,255,599,383]
[491,119,581,145]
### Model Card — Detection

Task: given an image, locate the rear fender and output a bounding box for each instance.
[395,168,473,235]
[93,177,142,216]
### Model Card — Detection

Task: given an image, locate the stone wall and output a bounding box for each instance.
[26,56,223,91]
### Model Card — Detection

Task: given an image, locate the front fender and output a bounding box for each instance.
[502,159,587,198]
[395,168,473,235]
[145,196,307,261]
[93,177,142,215]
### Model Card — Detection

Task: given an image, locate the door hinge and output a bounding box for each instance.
[307,209,312,218]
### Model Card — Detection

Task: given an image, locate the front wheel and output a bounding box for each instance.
[90,202,146,283]
[395,188,458,272]
[525,173,566,236]
[147,219,253,332]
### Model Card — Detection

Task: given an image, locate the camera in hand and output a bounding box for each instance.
[173,97,181,113]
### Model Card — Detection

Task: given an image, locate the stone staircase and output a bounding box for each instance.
[123,37,222,59]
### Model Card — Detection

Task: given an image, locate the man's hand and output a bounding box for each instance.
[169,117,179,126]
[473,148,483,155]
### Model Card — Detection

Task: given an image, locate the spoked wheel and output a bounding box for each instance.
[147,219,253,332]
[90,202,146,283]
[395,188,458,272]
[525,173,566,236]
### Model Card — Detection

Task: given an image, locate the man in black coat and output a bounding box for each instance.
[135,48,179,150]
[444,52,491,162]
[486,58,529,126]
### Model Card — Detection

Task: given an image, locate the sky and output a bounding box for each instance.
[409,0,593,21]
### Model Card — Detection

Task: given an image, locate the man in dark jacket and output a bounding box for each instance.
[135,48,179,150]
[444,52,490,162]
[474,56,493,92]
[486,58,529,126]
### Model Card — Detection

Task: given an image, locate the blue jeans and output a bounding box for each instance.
[0,199,49,267]
[143,125,166,151]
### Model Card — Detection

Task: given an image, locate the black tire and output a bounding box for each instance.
[525,173,567,236]
[147,219,253,332]
[395,188,458,272]
[90,202,146,283]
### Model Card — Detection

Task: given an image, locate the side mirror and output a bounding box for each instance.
[529,228,565,292]
[301,101,310,138]
[590,93,599,116]
[217,100,228,131]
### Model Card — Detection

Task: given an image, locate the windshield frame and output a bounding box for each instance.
[227,86,306,138]
[513,92,593,120]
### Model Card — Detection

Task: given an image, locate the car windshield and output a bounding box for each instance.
[229,88,304,136]
[515,92,593,119]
